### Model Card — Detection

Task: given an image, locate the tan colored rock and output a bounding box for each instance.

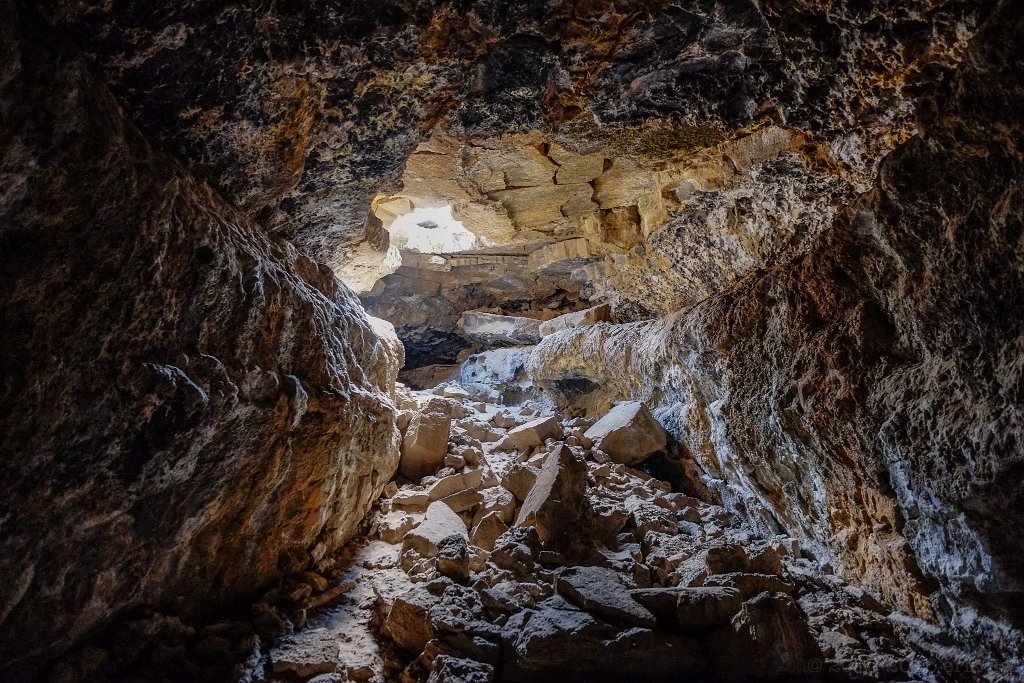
[471,512,509,551]
[538,304,612,337]
[501,464,540,502]
[548,142,605,185]
[402,501,468,559]
[459,311,542,346]
[515,445,592,551]
[400,401,453,479]
[392,489,430,513]
[526,238,593,271]
[426,467,484,501]
[583,402,667,466]
[498,415,564,453]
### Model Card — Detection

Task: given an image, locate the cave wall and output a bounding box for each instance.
[0,5,401,677]
[525,2,1023,657]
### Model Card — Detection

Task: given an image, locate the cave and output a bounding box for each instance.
[1,1,1022,682]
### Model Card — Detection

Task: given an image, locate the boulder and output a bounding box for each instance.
[403,502,468,559]
[498,416,564,453]
[437,536,470,583]
[501,463,540,502]
[401,401,453,479]
[538,304,612,337]
[427,468,485,502]
[460,311,542,347]
[427,655,495,683]
[268,629,340,678]
[708,592,822,681]
[471,512,509,551]
[631,586,742,629]
[473,487,518,526]
[392,489,431,513]
[583,402,667,466]
[384,587,437,653]
[515,446,592,552]
[555,566,656,628]
[503,606,705,677]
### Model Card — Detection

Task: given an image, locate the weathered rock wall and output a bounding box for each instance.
[0,6,400,677]
[526,1,1023,658]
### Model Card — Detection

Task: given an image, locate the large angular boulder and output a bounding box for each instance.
[583,402,667,466]
[498,415,564,453]
[708,592,823,681]
[631,586,743,630]
[400,399,454,479]
[555,566,656,628]
[515,446,592,553]
[403,501,468,559]
[538,304,612,337]
[459,311,542,347]
[503,605,705,677]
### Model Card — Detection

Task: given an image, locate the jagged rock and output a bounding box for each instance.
[403,502,468,561]
[708,592,823,681]
[515,446,593,552]
[555,566,656,628]
[401,400,455,479]
[473,488,518,526]
[393,490,431,513]
[498,416,564,453]
[500,464,540,502]
[460,311,542,347]
[538,304,613,337]
[384,587,437,654]
[427,468,485,502]
[583,402,668,466]
[269,629,340,677]
[503,606,705,677]
[471,513,509,552]
[631,587,743,629]
[427,655,495,683]
[436,536,470,583]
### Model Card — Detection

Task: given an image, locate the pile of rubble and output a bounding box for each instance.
[249,385,978,683]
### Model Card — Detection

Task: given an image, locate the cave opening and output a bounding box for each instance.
[3,2,1023,682]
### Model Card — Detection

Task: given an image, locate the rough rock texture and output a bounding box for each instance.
[0,6,400,677]
[3,0,1023,679]
[521,3,1024,663]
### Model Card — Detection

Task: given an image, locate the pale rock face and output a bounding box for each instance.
[583,402,669,466]
[401,501,468,566]
[498,416,564,453]
[538,304,612,337]
[400,400,454,479]
[459,311,542,347]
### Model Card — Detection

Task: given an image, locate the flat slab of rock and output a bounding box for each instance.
[428,655,495,683]
[460,311,542,347]
[555,566,656,628]
[538,304,612,337]
[583,401,667,466]
[402,501,468,558]
[269,628,340,677]
[498,415,563,453]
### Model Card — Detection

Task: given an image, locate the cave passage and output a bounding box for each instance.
[1,1,1022,682]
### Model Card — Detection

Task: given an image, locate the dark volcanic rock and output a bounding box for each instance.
[0,5,400,678]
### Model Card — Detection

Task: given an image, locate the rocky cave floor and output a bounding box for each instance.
[63,385,998,683]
